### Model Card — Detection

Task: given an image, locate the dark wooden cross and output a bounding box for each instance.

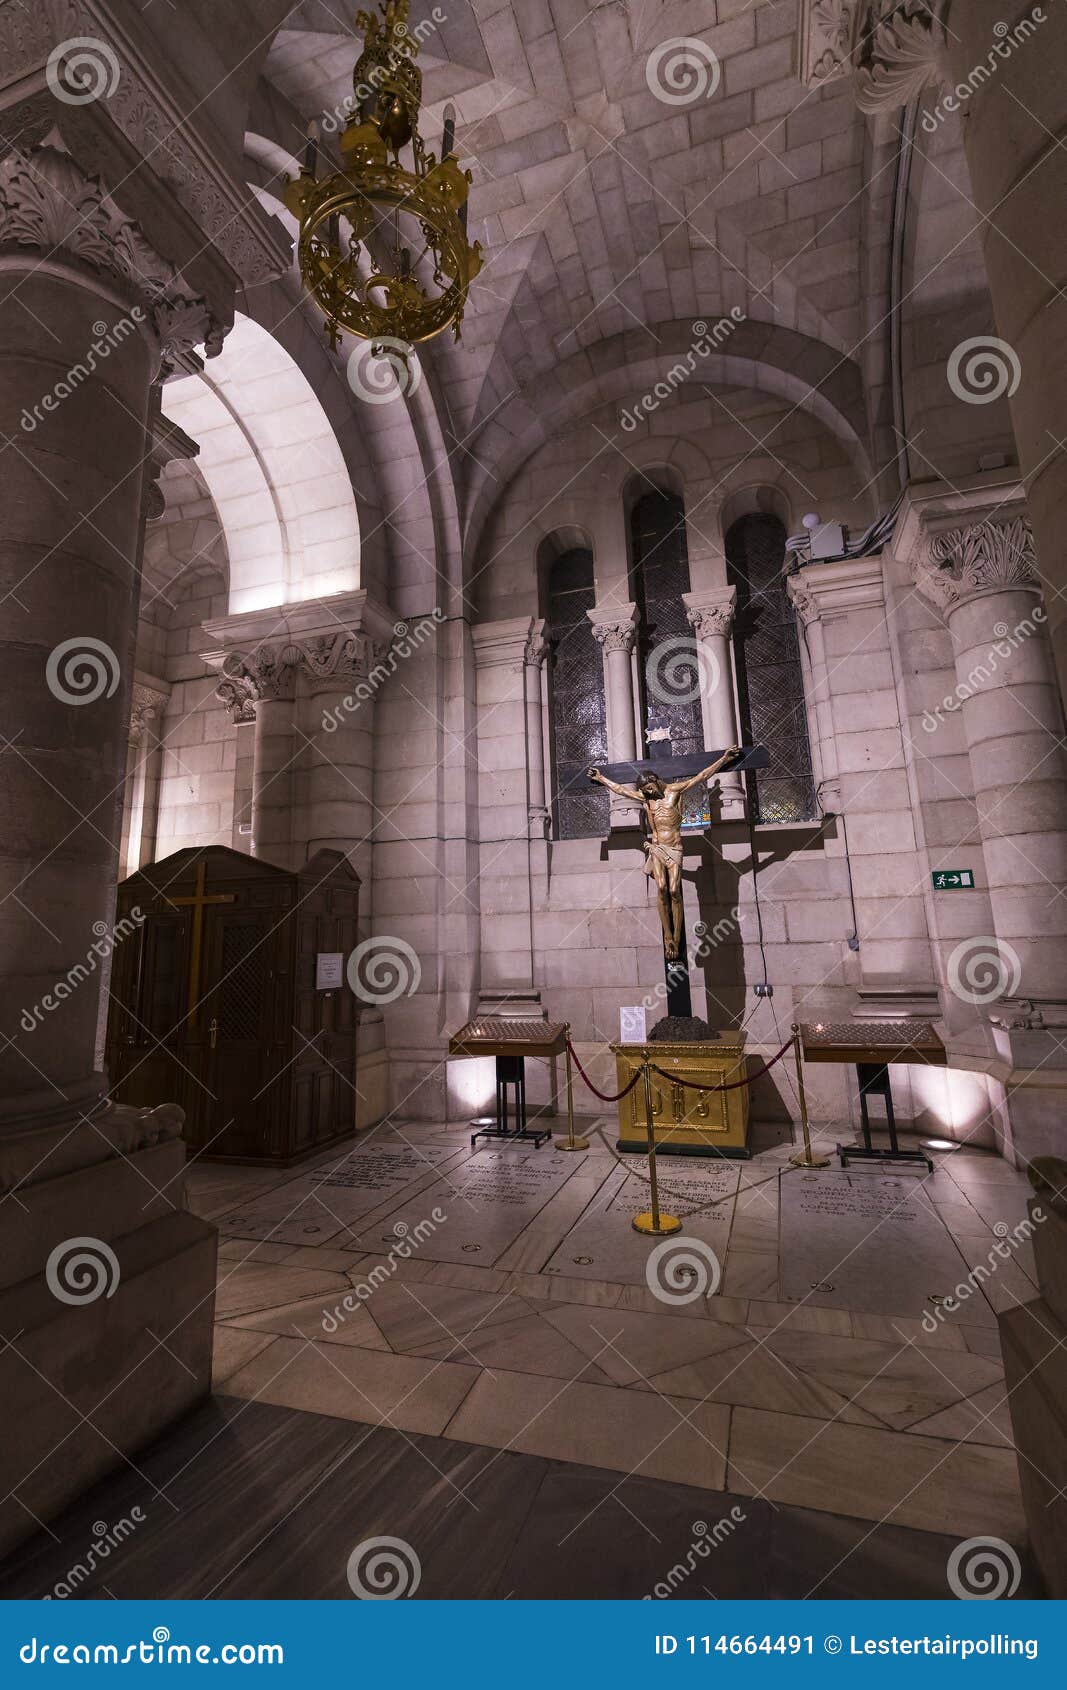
[592,744,769,1018]
[165,860,236,1027]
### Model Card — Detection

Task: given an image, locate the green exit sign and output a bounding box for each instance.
[932,869,975,890]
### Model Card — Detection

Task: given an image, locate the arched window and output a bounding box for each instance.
[630,488,709,827]
[545,547,609,839]
[726,512,816,823]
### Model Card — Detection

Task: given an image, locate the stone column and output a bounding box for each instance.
[123,680,170,874]
[0,145,232,1555]
[588,604,639,826]
[524,619,551,839]
[786,575,842,817]
[915,512,1067,1005]
[299,631,390,892]
[212,646,298,870]
[940,0,1067,704]
[682,586,746,818]
[797,0,1067,703]
[0,147,220,1128]
[787,554,938,998]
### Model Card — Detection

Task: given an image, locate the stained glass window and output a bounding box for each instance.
[725,512,817,823]
[630,489,709,828]
[546,547,610,839]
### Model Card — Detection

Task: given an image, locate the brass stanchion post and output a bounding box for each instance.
[789,1022,830,1169]
[633,1055,681,1236]
[555,1035,589,1151]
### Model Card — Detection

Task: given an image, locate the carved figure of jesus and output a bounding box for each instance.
[587,748,741,961]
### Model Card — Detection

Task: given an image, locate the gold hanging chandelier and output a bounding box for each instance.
[284,0,483,352]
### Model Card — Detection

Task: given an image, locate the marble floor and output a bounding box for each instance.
[0,1396,1041,1600]
[185,1115,1047,1563]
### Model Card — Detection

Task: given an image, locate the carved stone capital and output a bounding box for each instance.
[129,680,169,743]
[916,515,1039,612]
[589,618,637,656]
[0,1,290,293]
[0,147,225,362]
[798,0,861,87]
[797,1,946,112]
[215,648,293,722]
[786,577,822,626]
[293,632,391,686]
[524,626,550,668]
[687,602,735,641]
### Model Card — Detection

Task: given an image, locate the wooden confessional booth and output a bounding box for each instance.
[105,846,360,1165]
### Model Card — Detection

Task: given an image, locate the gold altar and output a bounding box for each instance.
[612,1036,750,1158]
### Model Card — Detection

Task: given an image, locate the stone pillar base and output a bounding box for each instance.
[999,1201,1067,1600]
[0,1208,217,1560]
[0,1097,217,1557]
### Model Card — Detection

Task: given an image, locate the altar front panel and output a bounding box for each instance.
[613,1039,749,1156]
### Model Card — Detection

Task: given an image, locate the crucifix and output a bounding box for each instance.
[162,859,236,1028]
[587,744,768,1016]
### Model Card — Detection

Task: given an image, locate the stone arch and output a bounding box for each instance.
[718,463,798,548]
[465,320,873,582]
[161,312,361,615]
[533,522,596,619]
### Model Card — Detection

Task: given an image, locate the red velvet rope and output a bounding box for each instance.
[566,1034,794,1101]
[648,1035,794,1093]
[566,1039,645,1103]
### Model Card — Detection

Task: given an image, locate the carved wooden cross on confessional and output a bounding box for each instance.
[589,745,769,1019]
[163,860,235,1028]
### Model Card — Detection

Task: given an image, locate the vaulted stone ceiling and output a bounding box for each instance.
[255,2,869,445]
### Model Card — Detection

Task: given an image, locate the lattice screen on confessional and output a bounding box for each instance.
[217,922,269,1041]
[725,512,817,824]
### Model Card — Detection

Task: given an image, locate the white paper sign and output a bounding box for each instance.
[316,952,345,991]
[620,1005,648,1044]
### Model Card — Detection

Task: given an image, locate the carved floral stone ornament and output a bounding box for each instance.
[0,147,224,362]
[686,603,736,641]
[215,635,392,722]
[129,682,169,743]
[0,0,289,289]
[590,620,637,656]
[917,516,1039,611]
[798,0,947,110]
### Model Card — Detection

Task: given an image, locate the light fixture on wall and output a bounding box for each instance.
[284,0,482,356]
